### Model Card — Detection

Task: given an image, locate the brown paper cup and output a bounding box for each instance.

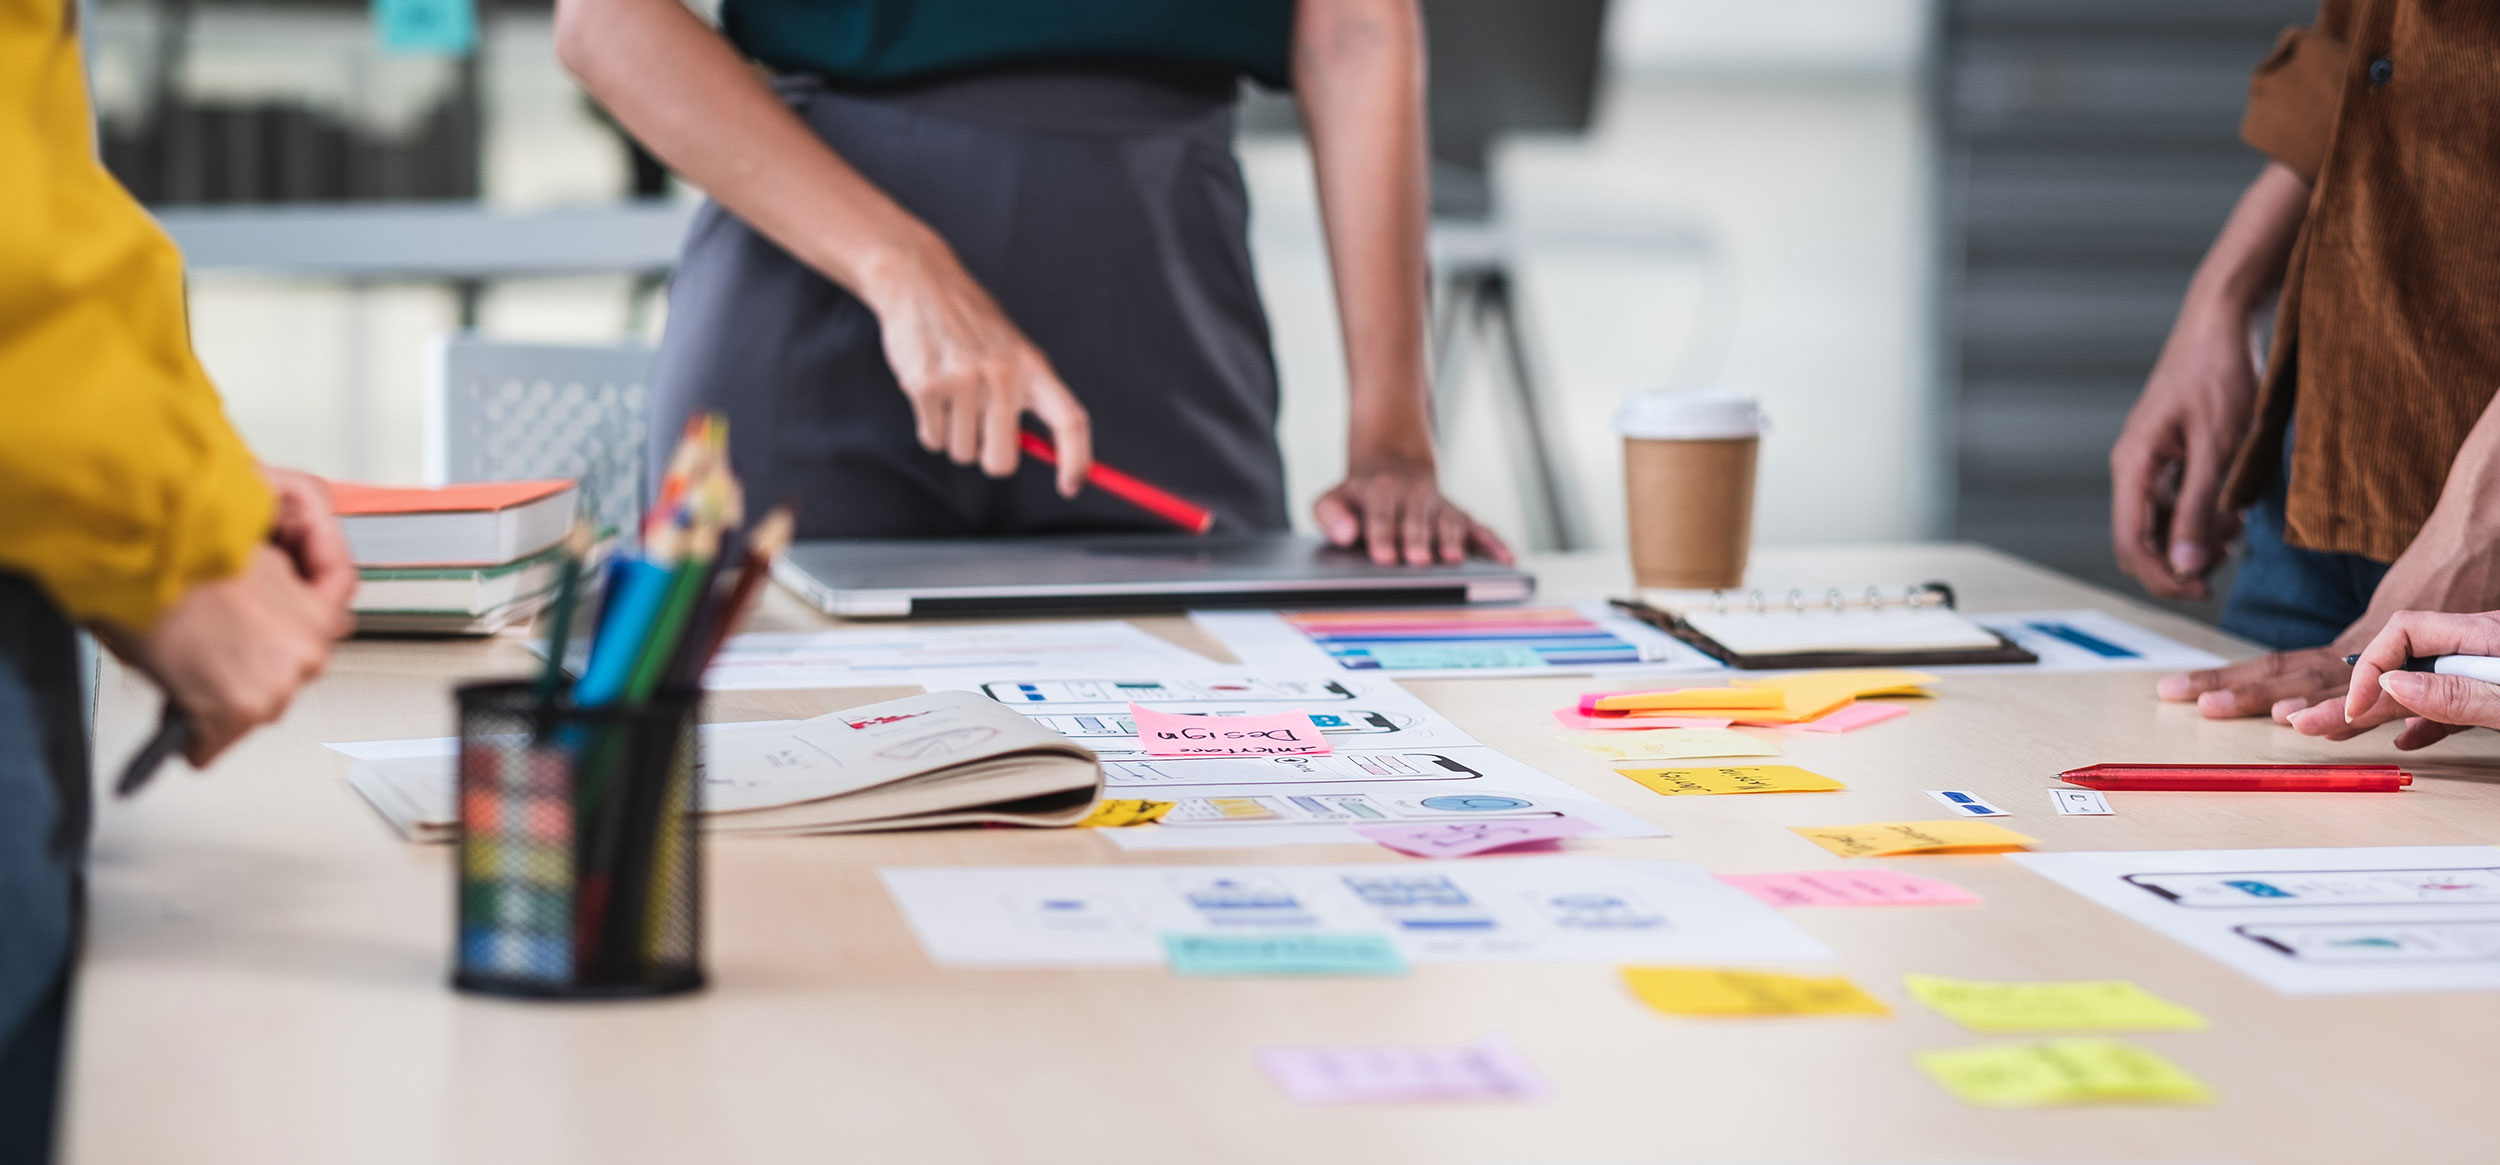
[1623,435,1757,589]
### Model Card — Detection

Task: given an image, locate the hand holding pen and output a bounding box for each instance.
[2280,610,2500,747]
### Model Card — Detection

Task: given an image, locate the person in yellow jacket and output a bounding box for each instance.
[2,1,355,1157]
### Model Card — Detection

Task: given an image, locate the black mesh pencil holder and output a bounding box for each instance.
[451,680,705,999]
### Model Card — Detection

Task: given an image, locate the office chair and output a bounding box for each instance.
[423,332,655,549]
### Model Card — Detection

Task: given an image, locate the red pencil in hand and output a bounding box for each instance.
[1019,432,1215,534]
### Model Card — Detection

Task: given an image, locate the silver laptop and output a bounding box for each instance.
[773,532,1535,618]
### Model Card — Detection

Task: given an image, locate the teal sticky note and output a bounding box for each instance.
[375,0,476,55]
[1163,932,1408,976]
[1365,644,1546,670]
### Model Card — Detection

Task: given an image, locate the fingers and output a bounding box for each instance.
[2109,445,2192,599]
[2167,447,2227,585]
[1468,521,1516,565]
[1026,375,1092,498]
[2155,649,2348,719]
[1398,490,1435,567]
[1435,509,1471,566]
[943,381,982,466]
[2348,610,2500,720]
[1313,472,1511,566]
[2380,671,2500,733]
[1313,490,1360,547]
[2395,716,2468,751]
[978,378,1023,479]
[1359,486,1399,567]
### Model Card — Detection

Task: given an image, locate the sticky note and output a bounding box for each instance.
[1553,709,1733,732]
[374,0,476,54]
[1621,966,1890,1018]
[1131,704,1328,757]
[1785,701,1911,734]
[1615,764,1842,796]
[1562,729,1781,761]
[1904,975,2208,1033]
[1255,1037,1549,1105]
[1730,669,1938,723]
[1585,687,1787,714]
[1355,816,1598,859]
[1076,799,1174,828]
[1367,644,1545,670]
[1163,932,1408,976]
[1790,819,2034,858]
[1718,868,1980,908]
[1915,1039,2215,1107]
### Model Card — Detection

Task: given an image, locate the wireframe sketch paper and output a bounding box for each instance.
[2014,846,2500,994]
[879,858,1831,967]
[692,620,1219,690]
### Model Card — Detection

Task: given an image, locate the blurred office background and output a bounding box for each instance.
[91,0,2313,615]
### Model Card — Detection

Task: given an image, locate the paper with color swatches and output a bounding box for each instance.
[1915,1039,2215,1107]
[1621,966,1890,1018]
[1904,975,2208,1032]
[1718,868,1979,908]
[1256,1037,1549,1105]
[1615,764,1842,796]
[1791,820,2035,858]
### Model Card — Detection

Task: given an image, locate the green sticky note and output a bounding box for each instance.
[1905,974,2209,1033]
[1916,1039,2216,1107]
[1365,644,1546,670]
[1163,932,1408,976]
[375,0,475,54]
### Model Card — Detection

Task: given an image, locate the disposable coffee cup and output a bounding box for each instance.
[1614,392,1766,590]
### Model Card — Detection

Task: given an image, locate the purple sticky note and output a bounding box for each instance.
[1551,709,1735,732]
[1256,1037,1550,1105]
[1785,702,1913,734]
[1130,704,1329,757]
[1354,816,1600,859]
[1718,868,1980,908]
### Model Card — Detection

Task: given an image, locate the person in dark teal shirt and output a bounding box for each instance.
[556,0,1512,565]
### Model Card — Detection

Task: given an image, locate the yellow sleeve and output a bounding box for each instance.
[0,0,272,632]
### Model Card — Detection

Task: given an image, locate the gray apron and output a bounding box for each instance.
[650,66,1290,538]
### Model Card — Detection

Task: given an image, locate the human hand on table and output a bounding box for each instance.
[1315,462,1513,567]
[2280,611,2500,748]
[98,545,343,765]
[860,241,1092,497]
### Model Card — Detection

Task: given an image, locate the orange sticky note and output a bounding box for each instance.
[1131,704,1328,757]
[1791,819,2034,858]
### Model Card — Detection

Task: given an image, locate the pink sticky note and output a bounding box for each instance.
[1255,1038,1550,1106]
[1552,709,1734,732]
[1130,704,1329,757]
[1354,816,1599,859]
[1784,701,1913,734]
[1717,868,1980,908]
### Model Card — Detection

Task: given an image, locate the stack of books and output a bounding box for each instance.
[333,478,583,635]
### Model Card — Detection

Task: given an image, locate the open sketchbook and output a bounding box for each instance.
[338,690,1101,842]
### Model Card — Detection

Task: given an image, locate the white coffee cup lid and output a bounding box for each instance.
[1613,392,1767,440]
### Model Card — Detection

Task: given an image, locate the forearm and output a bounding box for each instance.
[1294,0,1434,469]
[2357,396,2500,630]
[2181,161,2311,322]
[553,0,941,301]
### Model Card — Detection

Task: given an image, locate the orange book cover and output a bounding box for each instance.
[327,479,573,516]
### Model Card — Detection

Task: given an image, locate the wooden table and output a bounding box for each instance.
[65,545,2500,1164]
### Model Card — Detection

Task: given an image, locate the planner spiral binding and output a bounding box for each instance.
[1696,583,1957,616]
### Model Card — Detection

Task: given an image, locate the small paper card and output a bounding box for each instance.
[1255,1037,1549,1105]
[1562,729,1781,762]
[1621,966,1890,1018]
[1785,702,1912,734]
[1132,705,1328,757]
[1076,799,1174,828]
[1163,932,1408,976]
[1616,764,1843,796]
[1553,709,1733,732]
[1790,820,2035,858]
[1718,868,1980,908]
[1915,1039,2216,1107]
[1355,817,1598,859]
[2051,787,2115,815]
[1904,975,2208,1033]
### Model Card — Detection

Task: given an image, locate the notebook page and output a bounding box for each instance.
[1682,608,2002,656]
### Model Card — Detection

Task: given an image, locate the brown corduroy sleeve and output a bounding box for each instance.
[2241,22,2351,181]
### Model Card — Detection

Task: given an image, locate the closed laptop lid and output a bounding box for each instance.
[774,532,1535,617]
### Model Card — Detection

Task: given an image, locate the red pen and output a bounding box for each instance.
[2058,763,2413,792]
[1019,432,1215,534]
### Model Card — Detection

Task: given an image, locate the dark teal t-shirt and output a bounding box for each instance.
[722,0,1297,89]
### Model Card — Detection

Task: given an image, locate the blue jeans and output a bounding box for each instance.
[0,574,81,1165]
[2219,432,2393,650]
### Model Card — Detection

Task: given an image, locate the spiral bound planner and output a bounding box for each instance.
[1612,582,2039,670]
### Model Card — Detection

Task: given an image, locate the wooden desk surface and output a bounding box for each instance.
[65,544,2500,1164]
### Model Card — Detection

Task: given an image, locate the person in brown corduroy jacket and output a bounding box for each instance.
[2108,0,2500,723]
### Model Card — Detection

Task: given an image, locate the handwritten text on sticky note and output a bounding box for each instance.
[1163,932,1407,976]
[1915,1039,2215,1107]
[1791,819,2034,858]
[1255,1037,1549,1105]
[1616,764,1843,796]
[1132,705,1328,757]
[1355,816,1598,859]
[1904,975,2208,1033]
[1718,868,1980,908]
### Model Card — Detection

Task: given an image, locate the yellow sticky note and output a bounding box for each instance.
[1563,729,1782,761]
[1078,799,1174,828]
[1915,1039,2216,1107]
[1623,966,1890,1018]
[1904,975,2208,1033]
[1592,687,1787,714]
[1616,764,1843,796]
[1791,819,2034,858]
[1733,669,1938,722]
